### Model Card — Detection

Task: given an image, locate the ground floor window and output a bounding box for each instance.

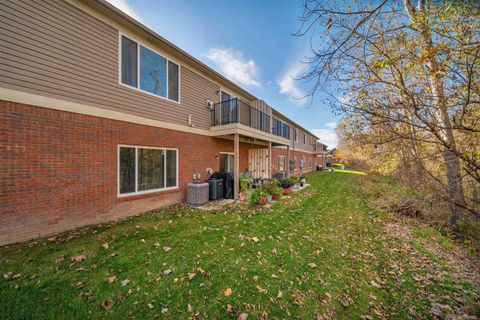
[279,156,285,172]
[219,153,235,173]
[119,145,178,195]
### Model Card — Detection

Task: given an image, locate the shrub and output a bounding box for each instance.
[239,175,253,194]
[279,178,293,189]
[264,179,279,195]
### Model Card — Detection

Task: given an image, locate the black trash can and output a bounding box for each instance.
[206,178,224,200]
[209,172,234,199]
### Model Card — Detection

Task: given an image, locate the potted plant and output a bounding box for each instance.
[264,179,279,203]
[250,187,267,206]
[290,175,300,189]
[272,186,283,200]
[239,175,253,201]
[299,174,306,187]
[279,178,293,195]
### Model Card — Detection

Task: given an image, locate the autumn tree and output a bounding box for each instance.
[296,0,480,224]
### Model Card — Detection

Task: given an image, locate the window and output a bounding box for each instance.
[220,91,237,124]
[140,46,167,97]
[121,36,137,87]
[279,156,285,172]
[119,146,178,195]
[303,133,306,144]
[120,35,180,102]
[219,153,235,173]
[273,119,290,139]
[294,128,298,142]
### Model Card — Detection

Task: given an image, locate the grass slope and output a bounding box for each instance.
[0,172,478,319]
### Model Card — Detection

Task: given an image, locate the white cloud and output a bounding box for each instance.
[204,48,261,88]
[278,62,308,106]
[311,123,338,149]
[106,0,143,22]
[325,122,337,129]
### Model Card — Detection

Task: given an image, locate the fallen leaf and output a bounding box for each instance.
[3,272,13,280]
[226,304,233,313]
[238,313,248,320]
[71,255,86,262]
[308,263,317,269]
[140,239,145,244]
[163,269,173,275]
[188,273,196,280]
[147,303,154,309]
[101,300,114,310]
[252,275,259,282]
[107,276,116,284]
[121,279,130,286]
[163,247,172,252]
[224,288,232,297]
[251,237,260,243]
[187,304,192,312]
[102,242,109,250]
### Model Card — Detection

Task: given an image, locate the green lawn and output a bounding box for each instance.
[1,172,478,319]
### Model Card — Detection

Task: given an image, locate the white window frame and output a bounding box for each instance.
[219,152,235,173]
[117,144,179,197]
[119,33,181,104]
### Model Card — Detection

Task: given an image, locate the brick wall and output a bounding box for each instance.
[0,101,257,245]
[271,147,318,176]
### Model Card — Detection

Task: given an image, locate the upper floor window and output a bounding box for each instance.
[120,35,179,102]
[303,133,306,144]
[294,128,298,142]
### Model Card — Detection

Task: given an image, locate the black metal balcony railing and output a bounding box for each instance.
[272,118,290,139]
[211,98,271,133]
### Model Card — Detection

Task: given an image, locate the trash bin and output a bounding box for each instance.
[206,178,224,200]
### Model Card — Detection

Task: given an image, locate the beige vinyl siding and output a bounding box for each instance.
[0,0,219,130]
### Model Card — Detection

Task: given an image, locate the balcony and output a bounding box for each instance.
[272,118,290,140]
[211,98,270,133]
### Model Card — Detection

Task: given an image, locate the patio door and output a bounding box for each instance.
[248,148,269,179]
[219,153,235,173]
[220,91,237,124]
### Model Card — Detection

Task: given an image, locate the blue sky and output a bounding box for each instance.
[107,0,339,148]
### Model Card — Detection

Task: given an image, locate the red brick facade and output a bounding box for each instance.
[0,101,260,245]
[271,147,319,176]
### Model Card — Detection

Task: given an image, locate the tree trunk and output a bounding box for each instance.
[404,0,466,225]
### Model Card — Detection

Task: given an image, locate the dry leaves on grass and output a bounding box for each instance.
[224,288,232,297]
[101,299,114,310]
[70,255,86,262]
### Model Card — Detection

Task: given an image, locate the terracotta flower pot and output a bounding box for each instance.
[272,194,281,201]
[257,197,267,206]
[283,187,291,195]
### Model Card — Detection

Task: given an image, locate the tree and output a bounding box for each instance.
[296,0,480,224]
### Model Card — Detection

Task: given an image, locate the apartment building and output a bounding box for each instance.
[0,0,322,245]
